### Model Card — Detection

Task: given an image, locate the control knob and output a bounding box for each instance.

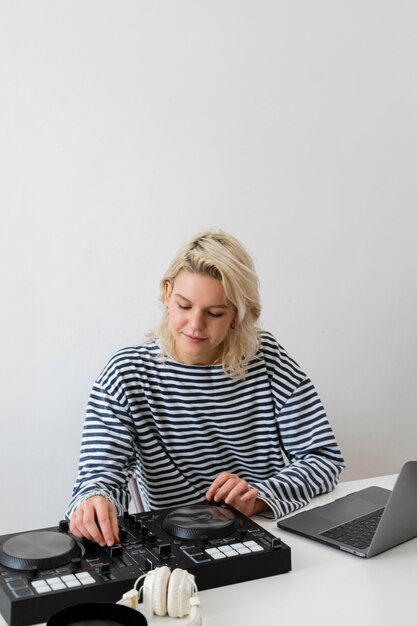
[70,557,82,572]
[58,520,69,533]
[25,566,38,580]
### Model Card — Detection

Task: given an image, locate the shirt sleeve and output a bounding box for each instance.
[65,377,137,520]
[252,335,346,519]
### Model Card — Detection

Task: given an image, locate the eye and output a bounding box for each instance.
[178,304,191,310]
[208,312,224,318]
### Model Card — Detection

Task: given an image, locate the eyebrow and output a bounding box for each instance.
[174,293,231,309]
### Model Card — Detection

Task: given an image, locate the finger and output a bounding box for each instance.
[226,488,259,506]
[71,501,118,546]
[84,498,114,546]
[69,518,83,538]
[211,477,240,502]
[109,506,120,544]
[206,472,237,496]
[70,511,95,543]
[80,502,108,546]
[95,499,119,546]
[240,487,259,502]
[224,480,250,504]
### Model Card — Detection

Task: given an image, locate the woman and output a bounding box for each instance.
[67,230,345,547]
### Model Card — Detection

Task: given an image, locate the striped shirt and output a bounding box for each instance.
[66,331,345,520]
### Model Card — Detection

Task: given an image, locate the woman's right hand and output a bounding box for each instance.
[70,495,119,546]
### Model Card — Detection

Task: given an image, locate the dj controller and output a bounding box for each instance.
[0,503,291,626]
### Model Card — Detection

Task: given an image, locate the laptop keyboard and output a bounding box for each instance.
[320,508,384,550]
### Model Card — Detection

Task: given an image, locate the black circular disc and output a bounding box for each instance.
[162,504,239,539]
[47,603,147,626]
[0,531,81,570]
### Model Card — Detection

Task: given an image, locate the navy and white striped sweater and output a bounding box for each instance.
[67,331,345,520]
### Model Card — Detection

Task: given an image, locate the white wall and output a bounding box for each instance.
[1,1,416,534]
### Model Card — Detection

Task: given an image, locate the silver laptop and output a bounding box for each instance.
[277,460,417,557]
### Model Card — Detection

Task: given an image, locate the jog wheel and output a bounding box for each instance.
[162,504,239,539]
[0,531,82,571]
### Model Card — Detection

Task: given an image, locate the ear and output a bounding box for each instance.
[164,281,172,304]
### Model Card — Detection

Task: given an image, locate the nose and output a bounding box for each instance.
[190,309,205,332]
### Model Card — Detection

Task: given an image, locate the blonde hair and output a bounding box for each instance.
[150,230,262,380]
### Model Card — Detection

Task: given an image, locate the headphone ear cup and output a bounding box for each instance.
[142,566,171,616]
[167,568,194,618]
[153,566,171,616]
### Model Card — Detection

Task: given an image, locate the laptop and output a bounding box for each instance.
[277,460,417,558]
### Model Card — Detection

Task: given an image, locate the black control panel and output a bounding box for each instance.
[0,504,291,626]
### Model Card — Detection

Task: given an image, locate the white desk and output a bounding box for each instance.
[1,474,416,626]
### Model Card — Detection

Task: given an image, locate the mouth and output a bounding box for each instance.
[183,333,207,344]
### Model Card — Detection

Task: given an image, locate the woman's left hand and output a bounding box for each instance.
[205,471,267,517]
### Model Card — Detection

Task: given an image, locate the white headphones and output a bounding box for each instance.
[131,566,202,625]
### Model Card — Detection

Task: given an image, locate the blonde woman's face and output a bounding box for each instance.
[165,271,236,365]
